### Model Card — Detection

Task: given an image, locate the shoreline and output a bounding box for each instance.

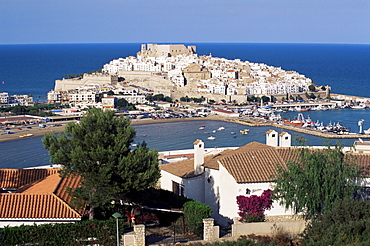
[2,113,370,144]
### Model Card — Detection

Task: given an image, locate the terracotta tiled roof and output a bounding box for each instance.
[220,148,285,183]
[0,169,82,219]
[0,169,59,188]
[160,155,215,178]
[161,141,370,184]
[0,194,81,219]
[160,142,275,177]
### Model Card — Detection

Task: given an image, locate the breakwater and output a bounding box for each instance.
[228,117,368,139]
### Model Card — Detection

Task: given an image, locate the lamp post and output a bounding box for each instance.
[112,212,122,246]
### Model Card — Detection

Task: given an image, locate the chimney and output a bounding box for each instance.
[266,129,278,147]
[193,139,204,175]
[279,132,291,147]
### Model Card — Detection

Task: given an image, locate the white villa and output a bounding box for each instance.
[159,130,370,226]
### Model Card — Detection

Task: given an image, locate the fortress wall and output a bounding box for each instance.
[54,79,85,91]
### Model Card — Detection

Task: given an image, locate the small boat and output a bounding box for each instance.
[240,129,249,135]
[364,128,370,134]
[142,134,147,137]
[207,136,216,140]
[233,135,237,138]
[199,127,205,130]
[351,104,366,109]
[217,127,225,131]
[212,130,216,133]
[19,134,33,138]
[131,143,138,147]
[230,132,236,135]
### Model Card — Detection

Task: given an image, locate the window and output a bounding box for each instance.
[172,181,184,196]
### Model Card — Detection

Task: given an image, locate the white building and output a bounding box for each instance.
[0,92,9,104]
[159,131,370,226]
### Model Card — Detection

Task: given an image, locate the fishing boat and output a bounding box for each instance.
[217,127,225,131]
[282,113,305,127]
[199,126,205,130]
[19,133,33,138]
[207,136,216,140]
[240,129,249,135]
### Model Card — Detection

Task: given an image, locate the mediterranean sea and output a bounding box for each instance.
[0,43,370,168]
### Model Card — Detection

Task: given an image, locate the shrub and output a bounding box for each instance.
[237,189,273,222]
[301,199,370,245]
[0,219,128,246]
[182,200,212,237]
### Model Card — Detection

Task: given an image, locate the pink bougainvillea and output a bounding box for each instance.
[236,189,273,222]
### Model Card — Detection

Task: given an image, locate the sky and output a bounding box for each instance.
[0,0,369,45]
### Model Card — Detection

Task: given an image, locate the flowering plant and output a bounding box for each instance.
[236,189,273,223]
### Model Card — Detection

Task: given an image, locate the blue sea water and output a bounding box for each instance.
[1,43,370,168]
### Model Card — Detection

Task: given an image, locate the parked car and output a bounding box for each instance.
[125,205,160,226]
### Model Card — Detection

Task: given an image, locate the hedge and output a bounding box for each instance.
[0,219,128,246]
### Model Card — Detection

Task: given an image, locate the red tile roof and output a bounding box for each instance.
[0,169,83,219]
[160,142,370,183]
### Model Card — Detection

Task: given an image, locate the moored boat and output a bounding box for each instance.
[207,136,216,140]
[240,129,249,135]
[19,133,33,138]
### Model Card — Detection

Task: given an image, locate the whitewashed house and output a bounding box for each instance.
[159,131,370,226]
[159,132,298,226]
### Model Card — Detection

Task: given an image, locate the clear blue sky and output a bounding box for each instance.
[1,0,369,45]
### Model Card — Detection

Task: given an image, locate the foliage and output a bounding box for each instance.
[126,187,190,209]
[309,93,316,99]
[237,189,273,223]
[42,108,160,218]
[0,103,66,116]
[308,84,316,91]
[273,144,361,219]
[182,200,212,237]
[0,219,129,246]
[116,98,135,111]
[261,95,270,103]
[301,199,370,245]
[321,86,326,91]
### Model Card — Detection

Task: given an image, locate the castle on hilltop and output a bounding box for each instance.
[137,44,196,58]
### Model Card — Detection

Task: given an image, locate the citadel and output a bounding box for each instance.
[46,44,324,108]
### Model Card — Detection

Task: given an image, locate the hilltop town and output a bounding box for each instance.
[45,44,327,108]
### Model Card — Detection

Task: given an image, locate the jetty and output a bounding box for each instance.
[229,117,369,139]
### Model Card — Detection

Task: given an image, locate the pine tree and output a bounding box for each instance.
[42,108,160,219]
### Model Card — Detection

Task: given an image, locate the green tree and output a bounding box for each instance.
[321,86,326,91]
[146,95,154,102]
[116,98,133,110]
[164,96,172,102]
[261,95,270,103]
[308,84,316,91]
[152,94,165,101]
[273,143,360,219]
[42,108,160,219]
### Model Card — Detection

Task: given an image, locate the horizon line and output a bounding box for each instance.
[1,41,369,46]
